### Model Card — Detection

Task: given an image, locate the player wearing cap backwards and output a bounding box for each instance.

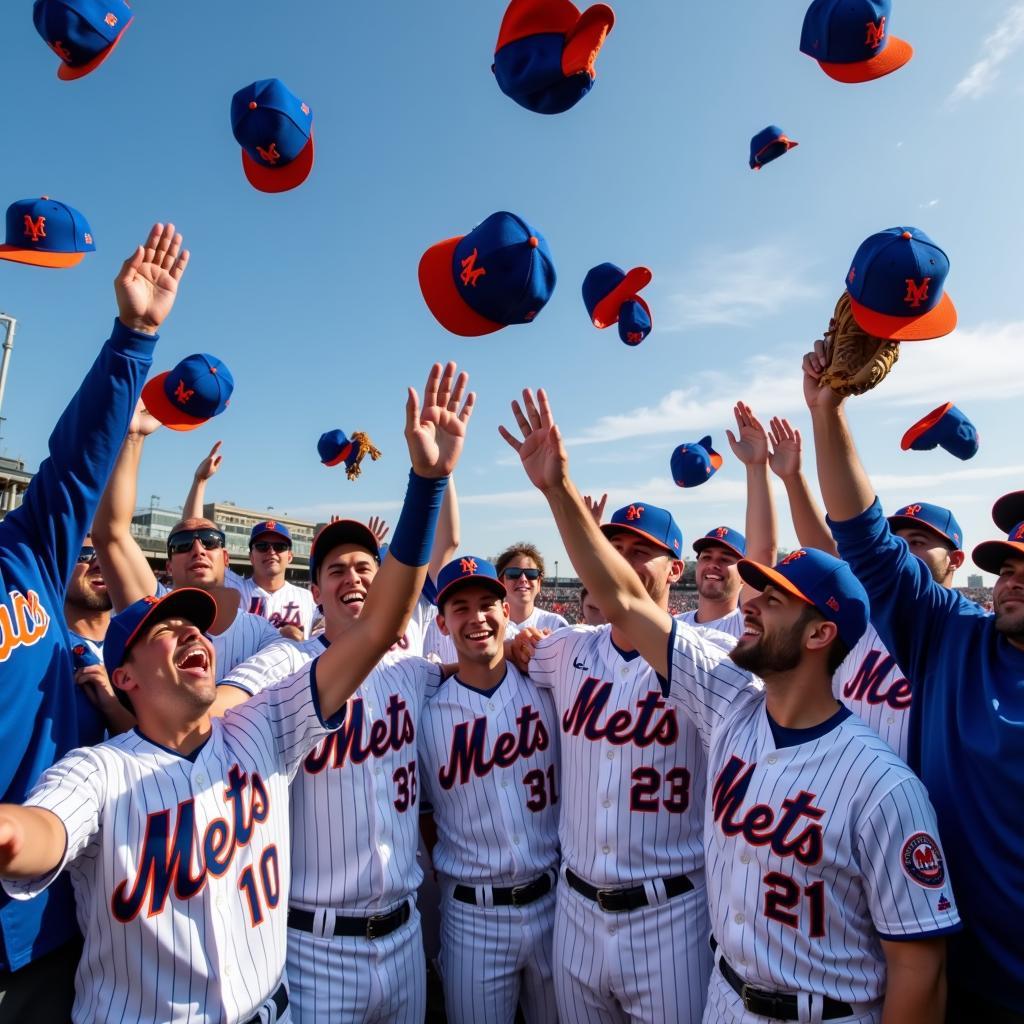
[502,386,961,1024]
[0,223,185,1018]
[803,351,1023,1022]
[766,416,964,763]
[0,361,466,1024]
[181,442,317,641]
[417,555,560,1024]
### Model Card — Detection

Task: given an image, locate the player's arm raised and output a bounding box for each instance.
[182,440,223,520]
[499,388,673,677]
[879,937,947,1024]
[0,806,68,881]
[314,363,473,718]
[429,475,460,583]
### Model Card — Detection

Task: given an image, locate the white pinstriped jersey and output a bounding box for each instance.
[528,624,709,887]
[418,664,560,884]
[211,609,282,679]
[5,663,338,1024]
[517,607,570,632]
[833,624,911,761]
[678,605,744,639]
[225,569,319,640]
[666,620,961,1003]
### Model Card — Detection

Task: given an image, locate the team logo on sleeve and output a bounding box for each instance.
[937,892,951,912]
[901,832,945,888]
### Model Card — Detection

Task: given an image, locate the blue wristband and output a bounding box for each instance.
[389,470,449,566]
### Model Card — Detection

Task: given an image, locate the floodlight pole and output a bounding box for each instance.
[0,315,18,436]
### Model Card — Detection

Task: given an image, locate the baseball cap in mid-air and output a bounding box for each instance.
[738,548,870,649]
[230,79,314,193]
[435,556,507,609]
[845,227,956,341]
[249,520,292,545]
[33,0,133,80]
[318,429,357,468]
[308,519,380,581]
[886,502,963,549]
[103,589,216,675]
[972,522,1024,575]
[693,526,747,559]
[900,403,978,461]
[993,491,1024,534]
[141,354,234,431]
[670,436,723,488]
[493,0,615,115]
[582,263,653,345]
[799,0,912,84]
[418,211,556,337]
[0,197,95,268]
[601,502,683,558]
[749,126,799,170]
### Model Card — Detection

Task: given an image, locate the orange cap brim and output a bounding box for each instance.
[591,266,653,328]
[242,131,315,194]
[417,235,504,337]
[562,3,616,78]
[972,540,1024,575]
[818,35,913,84]
[900,401,954,451]
[322,445,353,467]
[0,246,84,268]
[849,289,956,341]
[141,372,208,432]
[737,559,815,606]
[57,17,133,80]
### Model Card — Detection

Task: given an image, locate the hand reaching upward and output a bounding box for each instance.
[114,223,190,335]
[498,388,569,493]
[405,362,474,478]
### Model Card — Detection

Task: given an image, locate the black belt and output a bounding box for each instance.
[243,980,288,1024]
[565,867,693,913]
[453,871,554,907]
[287,899,411,940]
[712,936,853,1021]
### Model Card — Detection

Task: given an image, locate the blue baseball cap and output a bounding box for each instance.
[738,548,869,649]
[582,263,653,333]
[103,589,216,675]
[308,520,379,582]
[435,556,507,609]
[318,429,358,470]
[230,79,314,194]
[900,403,978,461]
[993,491,1024,534]
[493,0,615,115]
[618,300,652,346]
[671,436,723,488]
[845,227,956,341]
[749,125,798,170]
[0,197,95,268]
[973,521,1024,575]
[887,502,963,550]
[249,520,292,545]
[799,0,912,84]
[693,526,747,559]
[33,0,133,81]
[601,502,683,558]
[142,354,234,432]
[418,211,556,337]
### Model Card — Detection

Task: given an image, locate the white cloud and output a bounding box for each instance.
[949,3,1024,102]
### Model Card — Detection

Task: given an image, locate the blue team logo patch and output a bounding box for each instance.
[901,832,945,888]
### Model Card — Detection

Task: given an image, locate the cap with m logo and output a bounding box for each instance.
[141,354,234,432]
[601,502,683,558]
[693,526,747,559]
[845,227,957,341]
[435,555,506,609]
[800,0,912,84]
[0,197,96,268]
[33,0,134,80]
[887,500,963,550]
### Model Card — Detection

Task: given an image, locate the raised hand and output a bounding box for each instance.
[194,441,223,482]
[405,362,475,479]
[367,516,390,543]
[768,417,802,479]
[127,398,162,440]
[802,340,844,412]
[498,388,569,492]
[726,402,769,465]
[584,493,608,525]
[114,223,190,335]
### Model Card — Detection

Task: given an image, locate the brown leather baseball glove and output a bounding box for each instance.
[819,292,900,397]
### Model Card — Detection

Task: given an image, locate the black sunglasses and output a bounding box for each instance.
[167,528,226,556]
[76,546,97,564]
[502,567,540,580]
[252,541,291,553]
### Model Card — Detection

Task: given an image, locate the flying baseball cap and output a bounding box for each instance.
[249,520,292,545]
[738,548,870,649]
[230,79,314,194]
[799,0,912,84]
[418,211,556,337]
[973,521,1024,575]
[900,403,978,461]
[33,0,133,80]
[309,519,380,582]
[582,263,653,342]
[845,227,956,341]
[493,0,615,115]
[693,526,747,559]
[993,491,1024,534]
[887,502,963,550]
[601,502,683,558]
[318,429,357,469]
[749,125,799,170]
[142,354,234,431]
[617,300,652,346]
[0,197,95,268]
[671,436,723,488]
[435,556,507,609]
[103,589,216,675]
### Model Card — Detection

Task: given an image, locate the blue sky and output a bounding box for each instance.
[2,1,1023,580]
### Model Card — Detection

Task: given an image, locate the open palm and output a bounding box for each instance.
[726,401,769,465]
[114,223,190,334]
[499,388,569,492]
[405,362,474,478]
[768,417,802,479]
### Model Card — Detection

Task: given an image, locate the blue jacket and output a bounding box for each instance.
[0,319,155,971]
[830,499,1024,1006]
